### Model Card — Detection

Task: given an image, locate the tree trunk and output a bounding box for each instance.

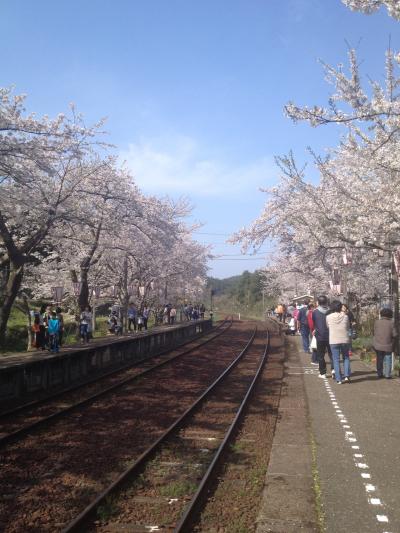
[78,265,90,311]
[0,264,24,347]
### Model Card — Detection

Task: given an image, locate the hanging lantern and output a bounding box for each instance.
[51,286,64,303]
[109,285,118,298]
[332,267,340,285]
[72,282,82,296]
[93,286,101,298]
[393,250,400,275]
[128,284,135,296]
[342,248,352,265]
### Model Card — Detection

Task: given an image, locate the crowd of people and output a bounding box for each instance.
[31,304,65,353]
[275,297,397,383]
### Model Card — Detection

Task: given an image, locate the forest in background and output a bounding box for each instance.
[207,270,275,319]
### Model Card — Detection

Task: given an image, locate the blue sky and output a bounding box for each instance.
[1,1,398,277]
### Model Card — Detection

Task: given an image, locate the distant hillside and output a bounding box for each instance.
[207,270,274,319]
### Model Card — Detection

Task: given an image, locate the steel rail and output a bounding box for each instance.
[62,325,257,533]
[0,318,228,420]
[0,318,233,449]
[174,329,270,532]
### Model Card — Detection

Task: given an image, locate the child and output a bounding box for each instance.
[47,312,60,353]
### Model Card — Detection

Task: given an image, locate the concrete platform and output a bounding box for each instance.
[256,333,319,533]
[0,319,212,405]
[262,334,400,533]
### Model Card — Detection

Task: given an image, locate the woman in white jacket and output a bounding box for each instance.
[326,300,351,384]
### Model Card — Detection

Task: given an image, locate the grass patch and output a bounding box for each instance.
[96,495,120,522]
[311,433,325,532]
[159,480,197,498]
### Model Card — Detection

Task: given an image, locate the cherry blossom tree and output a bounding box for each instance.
[0,88,106,345]
[342,0,400,19]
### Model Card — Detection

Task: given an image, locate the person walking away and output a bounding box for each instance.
[297,300,311,352]
[170,306,177,325]
[127,304,137,332]
[80,306,92,343]
[288,315,296,335]
[137,313,144,331]
[276,303,284,322]
[307,303,318,365]
[326,300,351,384]
[56,307,64,347]
[47,311,60,353]
[143,307,149,330]
[312,295,334,378]
[373,308,397,379]
[292,304,299,333]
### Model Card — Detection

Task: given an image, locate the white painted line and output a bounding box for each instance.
[369,498,381,505]
[320,364,392,528]
[376,515,389,523]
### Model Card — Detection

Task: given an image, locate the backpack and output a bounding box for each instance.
[298,307,309,326]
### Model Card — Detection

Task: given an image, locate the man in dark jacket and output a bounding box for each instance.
[312,295,333,378]
[297,299,310,352]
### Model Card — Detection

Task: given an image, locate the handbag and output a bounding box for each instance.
[310,335,317,350]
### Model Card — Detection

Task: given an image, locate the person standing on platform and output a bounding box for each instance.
[307,302,318,365]
[127,304,137,332]
[47,311,60,353]
[297,300,311,353]
[373,308,397,379]
[276,303,284,322]
[80,306,92,343]
[143,307,149,330]
[326,300,351,384]
[312,295,333,378]
[170,306,177,325]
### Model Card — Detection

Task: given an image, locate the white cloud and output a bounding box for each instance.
[119,134,276,197]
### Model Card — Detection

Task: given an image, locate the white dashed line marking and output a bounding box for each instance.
[377,515,389,523]
[317,367,392,529]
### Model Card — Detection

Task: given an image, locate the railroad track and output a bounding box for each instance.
[0,320,259,533]
[0,318,232,448]
[62,326,270,533]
